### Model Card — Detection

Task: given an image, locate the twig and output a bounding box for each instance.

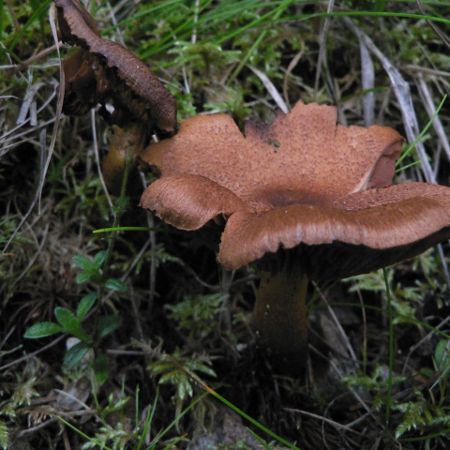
[106,1,125,46]
[63,429,72,450]
[7,43,62,74]
[0,327,15,351]
[402,313,450,375]
[282,43,305,108]
[16,418,57,437]
[314,0,335,96]
[191,0,200,45]
[90,109,114,213]
[313,283,357,363]
[345,18,435,183]
[285,408,360,434]
[416,75,450,163]
[249,66,288,113]
[36,4,65,212]
[140,171,157,315]
[0,335,65,371]
[345,18,450,290]
[403,65,450,78]
[54,389,91,411]
[357,36,375,126]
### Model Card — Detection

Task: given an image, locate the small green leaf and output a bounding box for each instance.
[55,307,79,329]
[72,255,94,271]
[434,339,450,372]
[104,278,127,292]
[419,367,434,379]
[98,315,121,339]
[54,307,91,342]
[64,342,91,368]
[24,322,62,339]
[0,419,9,450]
[178,380,192,401]
[94,250,107,268]
[76,271,94,285]
[76,292,97,320]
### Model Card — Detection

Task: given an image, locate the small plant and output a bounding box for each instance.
[0,419,8,450]
[166,293,225,340]
[60,387,190,450]
[1,375,39,418]
[24,250,123,370]
[0,367,41,450]
[149,351,216,419]
[79,392,133,450]
[432,339,450,389]
[393,395,450,440]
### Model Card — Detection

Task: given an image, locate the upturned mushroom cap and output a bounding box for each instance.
[140,101,450,281]
[140,102,403,203]
[54,0,177,135]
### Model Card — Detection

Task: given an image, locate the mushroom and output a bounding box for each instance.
[139,100,450,374]
[54,0,177,190]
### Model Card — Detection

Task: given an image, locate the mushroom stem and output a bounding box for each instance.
[253,267,309,374]
[102,125,147,195]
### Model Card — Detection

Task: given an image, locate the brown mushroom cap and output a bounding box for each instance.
[54,0,177,134]
[55,0,100,43]
[141,102,403,204]
[140,174,247,230]
[219,183,450,280]
[140,101,450,280]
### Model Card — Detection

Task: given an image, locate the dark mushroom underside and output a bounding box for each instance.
[302,227,450,282]
[242,226,450,375]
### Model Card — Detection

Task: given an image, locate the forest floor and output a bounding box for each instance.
[1,1,450,449]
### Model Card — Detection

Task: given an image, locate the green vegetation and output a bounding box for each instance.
[1,1,449,449]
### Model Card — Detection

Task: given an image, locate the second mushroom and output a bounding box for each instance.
[54,0,177,192]
[139,101,450,374]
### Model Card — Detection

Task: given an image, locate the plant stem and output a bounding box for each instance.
[383,268,395,425]
[253,266,309,375]
[93,226,155,234]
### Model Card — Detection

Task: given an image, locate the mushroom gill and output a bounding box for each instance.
[140,100,450,374]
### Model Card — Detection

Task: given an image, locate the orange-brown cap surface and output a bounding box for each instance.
[141,102,403,203]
